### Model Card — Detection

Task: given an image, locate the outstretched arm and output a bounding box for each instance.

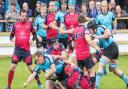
[24,71,37,88]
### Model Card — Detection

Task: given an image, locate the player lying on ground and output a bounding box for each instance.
[24,51,90,89]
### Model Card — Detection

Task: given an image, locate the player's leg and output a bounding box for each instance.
[110,59,128,88]
[86,56,96,89]
[95,55,110,89]
[6,54,19,89]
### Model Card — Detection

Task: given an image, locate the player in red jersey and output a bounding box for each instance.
[46,38,67,60]
[43,1,58,45]
[59,2,79,50]
[60,15,101,89]
[5,10,43,89]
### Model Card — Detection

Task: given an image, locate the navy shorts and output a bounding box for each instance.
[103,42,119,60]
[36,37,47,48]
[77,55,95,70]
[12,47,32,65]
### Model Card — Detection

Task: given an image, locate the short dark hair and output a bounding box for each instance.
[78,15,86,23]
[20,9,27,15]
[82,3,87,7]
[11,3,16,6]
[34,51,43,57]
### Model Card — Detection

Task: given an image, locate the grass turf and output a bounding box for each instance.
[0,56,128,89]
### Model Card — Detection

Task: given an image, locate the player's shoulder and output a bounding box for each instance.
[56,10,62,14]
[34,15,40,21]
[64,11,69,17]
[108,11,114,15]
[97,25,107,31]
[96,12,102,18]
[44,53,53,59]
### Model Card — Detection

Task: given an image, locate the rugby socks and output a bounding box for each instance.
[90,76,96,89]
[103,66,107,75]
[8,70,14,88]
[120,73,128,85]
[95,72,103,89]
[35,74,42,85]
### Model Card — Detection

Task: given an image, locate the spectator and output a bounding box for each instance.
[96,1,101,14]
[81,3,90,21]
[109,0,116,14]
[5,0,20,13]
[116,5,128,17]
[0,0,5,32]
[115,5,128,29]
[22,2,32,17]
[34,1,42,18]
[5,3,19,32]
[18,0,32,9]
[124,0,128,13]
[88,0,98,20]
[37,0,50,6]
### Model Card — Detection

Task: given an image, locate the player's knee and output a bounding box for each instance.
[110,63,118,69]
[110,63,118,73]
[10,64,17,71]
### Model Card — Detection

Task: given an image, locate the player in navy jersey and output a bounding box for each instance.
[5,10,43,89]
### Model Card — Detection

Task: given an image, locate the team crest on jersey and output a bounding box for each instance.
[15,25,20,29]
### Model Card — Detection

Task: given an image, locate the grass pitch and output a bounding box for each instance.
[0,56,128,89]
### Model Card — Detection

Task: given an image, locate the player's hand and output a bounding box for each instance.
[49,22,53,28]
[60,29,65,34]
[11,38,15,42]
[29,40,33,45]
[23,82,28,88]
[112,29,116,34]
[92,35,101,39]
[10,38,15,45]
[37,35,42,42]
[95,46,101,53]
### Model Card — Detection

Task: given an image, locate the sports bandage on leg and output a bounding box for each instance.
[99,58,108,66]
[110,63,118,69]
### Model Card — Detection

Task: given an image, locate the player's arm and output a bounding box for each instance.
[112,13,117,34]
[60,23,74,34]
[30,24,37,44]
[24,64,42,88]
[24,71,37,88]
[93,29,112,39]
[63,59,76,66]
[52,50,68,60]
[10,24,15,42]
[45,64,56,79]
[42,23,49,30]
[85,34,101,52]
[50,20,60,30]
